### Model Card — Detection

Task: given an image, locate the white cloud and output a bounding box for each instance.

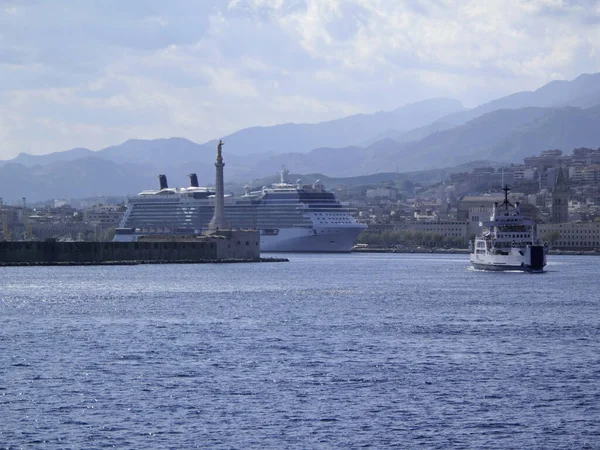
[1,0,600,158]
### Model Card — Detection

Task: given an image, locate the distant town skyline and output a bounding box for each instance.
[2,0,600,159]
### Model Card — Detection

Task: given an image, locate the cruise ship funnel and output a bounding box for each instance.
[189,173,199,188]
[158,174,168,190]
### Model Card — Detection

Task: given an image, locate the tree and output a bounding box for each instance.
[413,231,424,246]
[98,227,116,242]
[431,233,444,246]
[423,232,433,247]
[443,236,459,247]
[542,231,560,245]
[357,231,370,244]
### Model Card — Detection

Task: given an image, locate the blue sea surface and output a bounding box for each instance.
[1,254,599,448]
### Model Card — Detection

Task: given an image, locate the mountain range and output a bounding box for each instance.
[1,73,600,202]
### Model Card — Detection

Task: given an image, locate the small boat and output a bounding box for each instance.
[469,185,548,272]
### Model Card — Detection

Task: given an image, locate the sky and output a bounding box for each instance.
[1,0,600,159]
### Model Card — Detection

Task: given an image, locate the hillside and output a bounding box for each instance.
[216,97,465,156]
[2,73,600,200]
[2,104,599,201]
[397,72,600,143]
[381,105,600,171]
[0,158,156,202]
[1,98,464,170]
[9,148,96,167]
[244,160,497,191]
[281,105,600,175]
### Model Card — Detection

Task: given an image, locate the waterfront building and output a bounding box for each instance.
[459,194,540,237]
[457,195,504,221]
[399,220,468,243]
[467,206,493,237]
[538,221,600,250]
[30,222,93,241]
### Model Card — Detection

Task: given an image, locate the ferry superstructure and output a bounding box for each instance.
[115,169,367,252]
[469,186,547,271]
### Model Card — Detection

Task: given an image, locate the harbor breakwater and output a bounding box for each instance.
[0,231,288,266]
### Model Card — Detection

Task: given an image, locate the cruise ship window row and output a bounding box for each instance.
[313,212,354,225]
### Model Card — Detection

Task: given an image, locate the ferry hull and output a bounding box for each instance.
[471,262,544,272]
[470,245,546,272]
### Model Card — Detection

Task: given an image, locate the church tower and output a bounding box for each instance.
[551,166,569,223]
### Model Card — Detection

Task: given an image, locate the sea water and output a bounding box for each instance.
[1,254,599,448]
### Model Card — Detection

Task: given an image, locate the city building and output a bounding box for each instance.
[399,220,468,243]
[457,195,504,221]
[513,167,536,183]
[84,205,124,226]
[538,222,600,249]
[551,167,570,223]
[366,186,398,200]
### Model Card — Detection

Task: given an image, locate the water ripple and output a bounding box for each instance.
[1,254,599,448]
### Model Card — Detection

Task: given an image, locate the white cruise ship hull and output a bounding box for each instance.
[470,245,546,272]
[261,226,366,253]
[115,225,367,253]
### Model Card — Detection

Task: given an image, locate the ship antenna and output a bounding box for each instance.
[280,166,289,184]
[502,184,513,214]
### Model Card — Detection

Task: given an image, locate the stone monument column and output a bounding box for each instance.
[208,140,231,231]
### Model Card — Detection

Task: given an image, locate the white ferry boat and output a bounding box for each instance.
[469,186,547,271]
[114,169,367,253]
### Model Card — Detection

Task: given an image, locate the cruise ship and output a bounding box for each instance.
[469,185,547,271]
[114,169,367,252]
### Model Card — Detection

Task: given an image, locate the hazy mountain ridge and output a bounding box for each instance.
[0,97,465,174]
[8,148,96,167]
[1,73,600,201]
[484,105,600,162]
[396,72,600,143]
[216,97,465,157]
[3,138,215,169]
[0,158,493,203]
[98,138,216,167]
[332,105,600,173]
[252,104,600,176]
[0,157,156,202]
[246,160,497,190]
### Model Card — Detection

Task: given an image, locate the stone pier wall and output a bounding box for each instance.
[0,230,260,264]
[214,230,260,260]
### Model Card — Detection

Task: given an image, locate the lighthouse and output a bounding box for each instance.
[208,139,231,231]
